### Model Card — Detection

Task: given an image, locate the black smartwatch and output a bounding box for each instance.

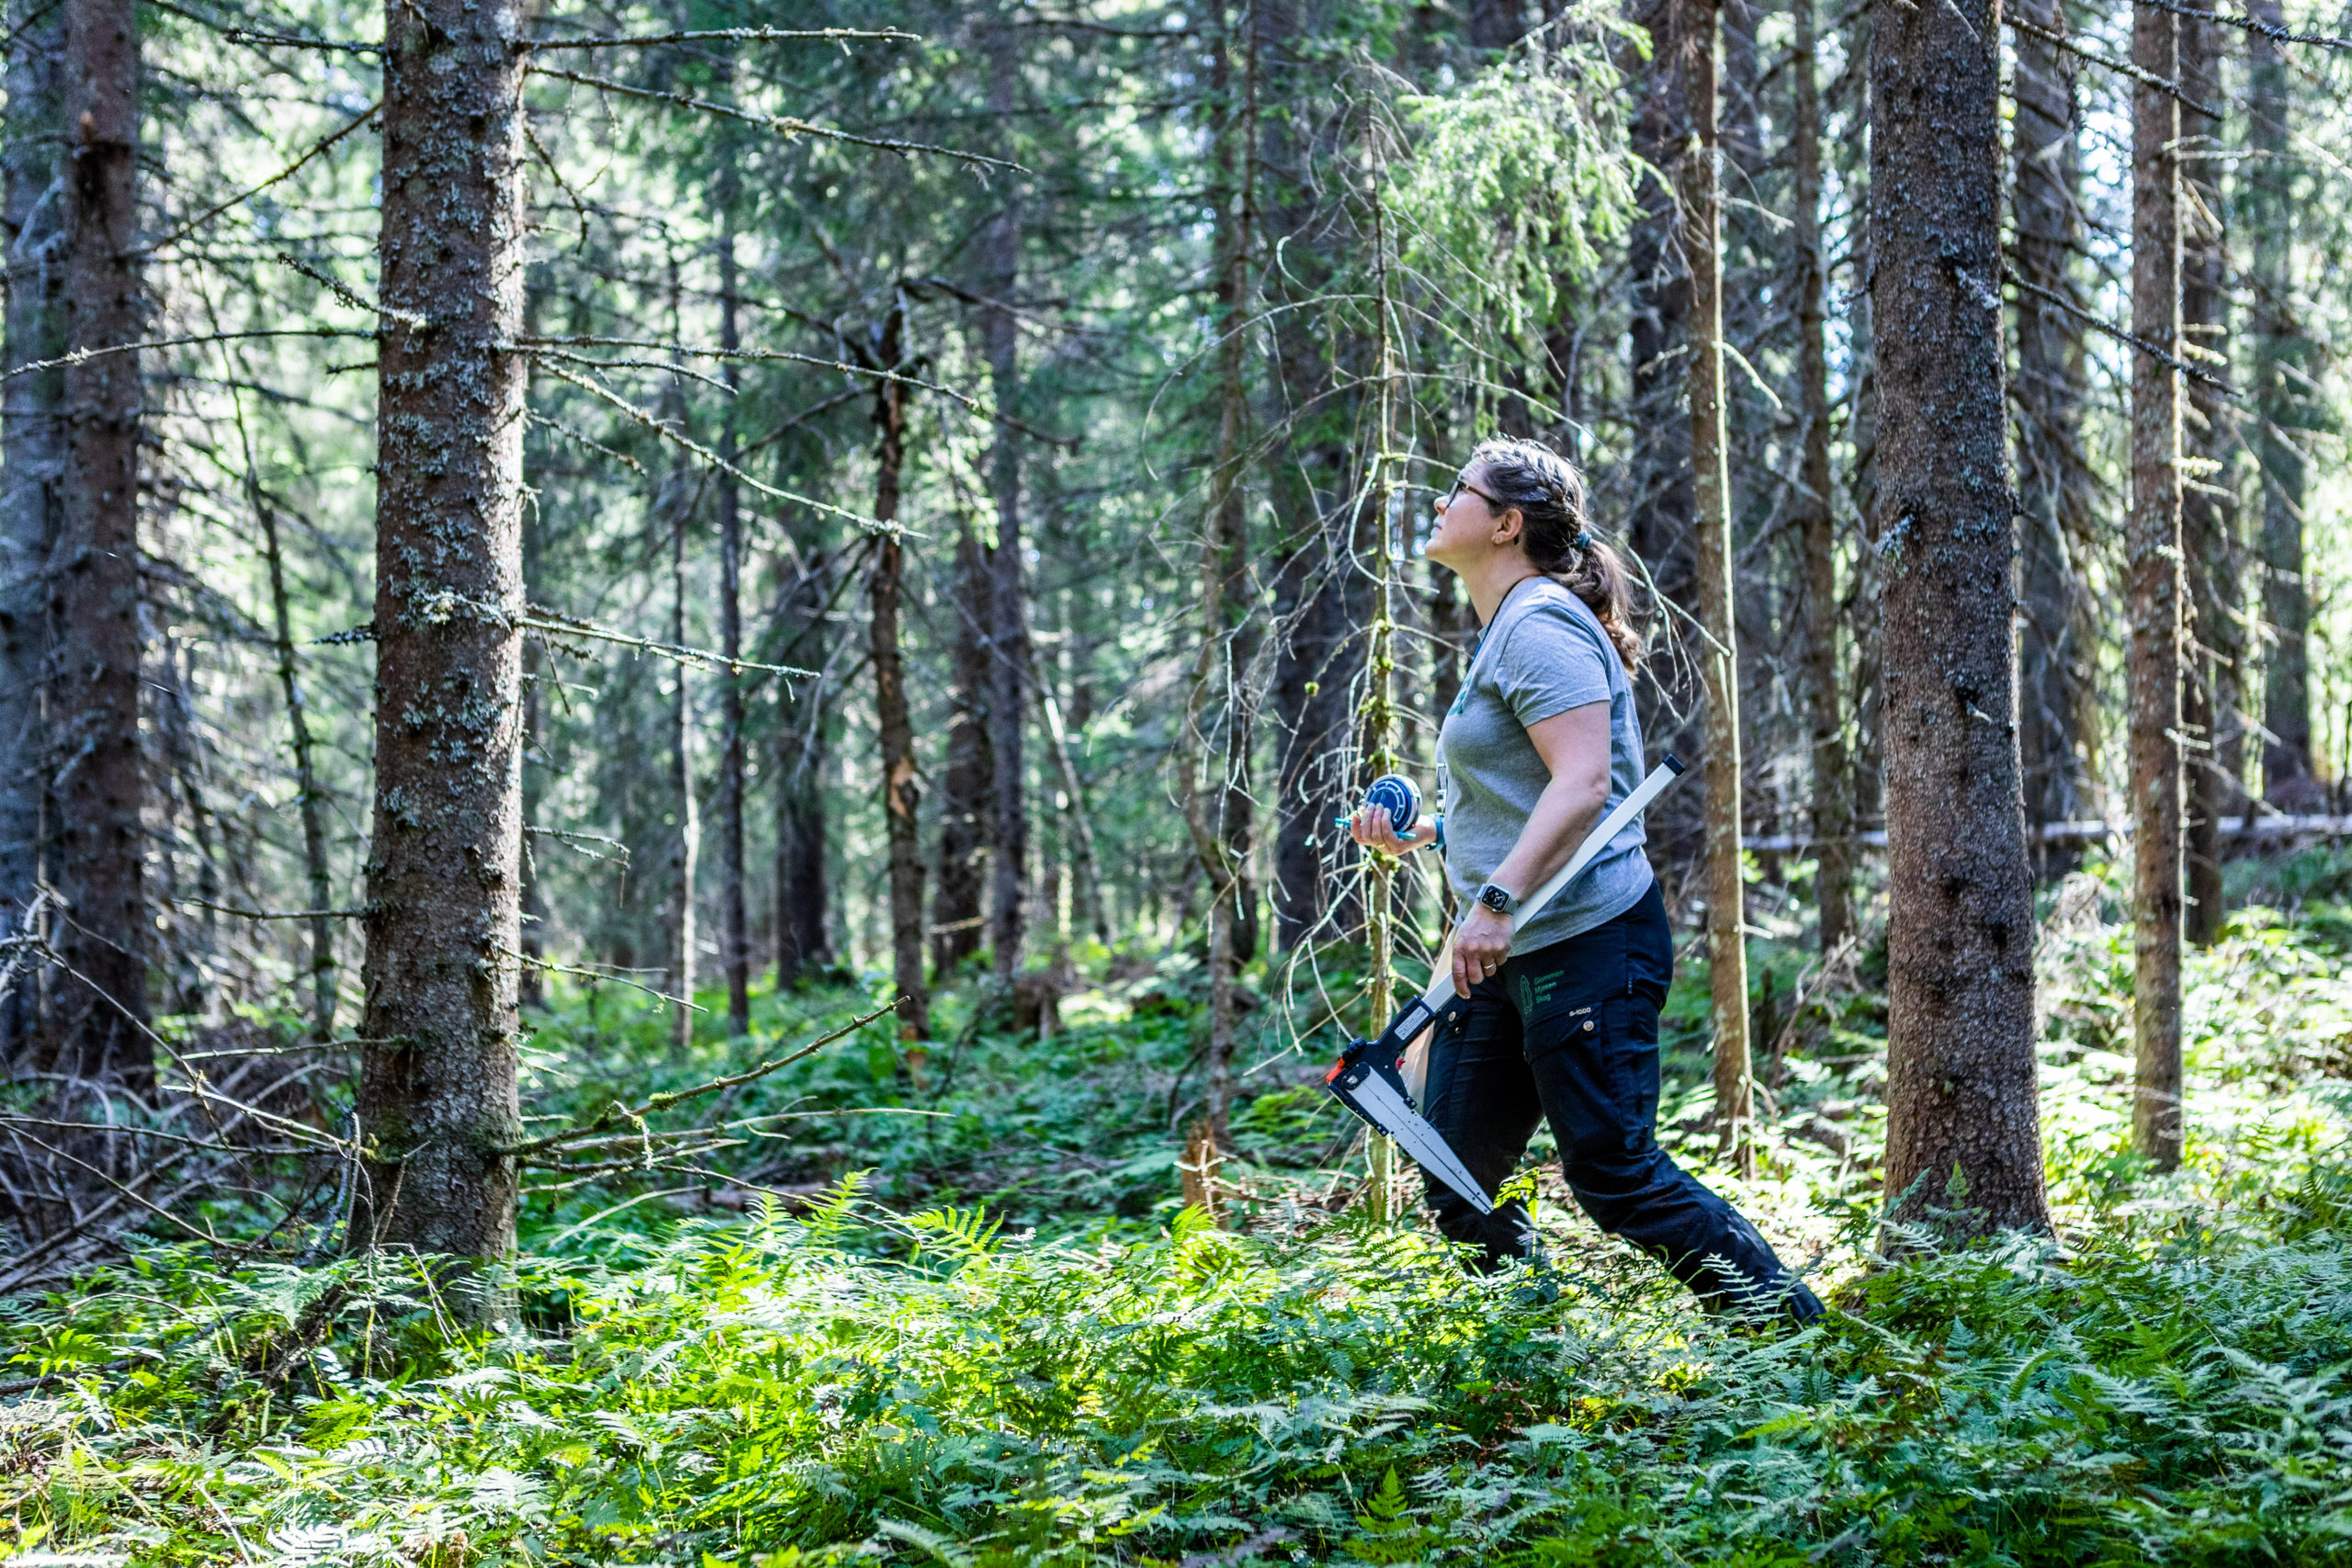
[1475,882,1519,917]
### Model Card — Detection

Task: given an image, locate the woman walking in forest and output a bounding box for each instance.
[1350,438,1822,1325]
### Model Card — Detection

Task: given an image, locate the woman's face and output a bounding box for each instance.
[1424,462,1521,571]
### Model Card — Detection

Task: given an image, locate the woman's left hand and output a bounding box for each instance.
[1453,905,1512,996]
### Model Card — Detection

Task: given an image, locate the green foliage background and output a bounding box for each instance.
[9,852,2352,1564]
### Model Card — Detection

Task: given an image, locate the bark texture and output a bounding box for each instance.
[1625,0,1699,872]
[53,0,148,1085]
[2129,3,2185,1169]
[356,0,528,1259]
[0,0,65,1055]
[772,550,829,984]
[1790,0,1851,956]
[2010,0,2098,867]
[1258,0,1360,953]
[2178,17,2232,948]
[256,483,335,1037]
[933,519,991,976]
[1195,0,1257,1140]
[664,501,698,1055]
[983,1,1030,979]
[2248,0,2311,800]
[713,203,750,1034]
[1679,0,1750,1165]
[867,303,929,1042]
[1871,0,2051,1237]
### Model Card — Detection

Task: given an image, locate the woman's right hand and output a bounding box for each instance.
[1349,805,1416,857]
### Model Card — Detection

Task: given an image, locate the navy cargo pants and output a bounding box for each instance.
[1419,881,1824,1325]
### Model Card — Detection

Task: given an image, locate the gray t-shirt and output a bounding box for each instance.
[1436,578,1653,953]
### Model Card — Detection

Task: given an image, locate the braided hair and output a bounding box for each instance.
[1465,437,1643,671]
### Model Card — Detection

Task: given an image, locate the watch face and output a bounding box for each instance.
[1478,885,1510,912]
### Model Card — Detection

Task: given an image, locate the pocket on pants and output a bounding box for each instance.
[1600,990,1662,1143]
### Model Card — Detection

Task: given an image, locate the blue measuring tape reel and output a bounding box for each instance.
[1363,773,1421,837]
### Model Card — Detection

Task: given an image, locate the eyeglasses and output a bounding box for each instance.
[1440,475,1508,513]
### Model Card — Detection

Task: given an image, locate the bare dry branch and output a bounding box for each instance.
[504,1002,893,1155]
[0,329,373,382]
[524,65,1019,171]
[137,98,382,257]
[520,25,917,50]
[535,356,910,536]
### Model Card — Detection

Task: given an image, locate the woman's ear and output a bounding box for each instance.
[1493,507,1524,547]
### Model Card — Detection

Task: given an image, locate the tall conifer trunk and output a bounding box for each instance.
[665,508,698,1055]
[1193,0,1256,1144]
[1791,0,1851,956]
[2129,2,2185,1168]
[933,520,991,976]
[983,2,1030,979]
[1,0,66,1056]
[2179,17,2231,947]
[2011,0,2097,869]
[54,0,148,1087]
[1679,0,1750,1167]
[773,548,830,984]
[1626,0,1698,873]
[713,187,751,1035]
[868,302,929,1043]
[517,469,544,1010]
[356,0,527,1258]
[2248,0,2310,799]
[1871,0,2051,1238]
[255,483,334,1037]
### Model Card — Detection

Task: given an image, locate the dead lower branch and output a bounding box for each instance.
[524,65,1019,172]
[520,25,917,50]
[0,329,374,382]
[136,99,382,257]
[503,1002,894,1156]
[535,356,910,537]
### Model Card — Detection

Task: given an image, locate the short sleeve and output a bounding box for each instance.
[1493,601,1613,728]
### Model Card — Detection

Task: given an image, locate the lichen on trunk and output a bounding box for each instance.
[1871,0,2052,1240]
[354,0,529,1264]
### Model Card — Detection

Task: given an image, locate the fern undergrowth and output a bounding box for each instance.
[9,852,2352,1565]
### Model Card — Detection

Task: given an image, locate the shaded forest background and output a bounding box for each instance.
[3,0,2352,1251]
[16,0,2352,1560]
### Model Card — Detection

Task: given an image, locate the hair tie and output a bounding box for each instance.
[1574,530,1593,549]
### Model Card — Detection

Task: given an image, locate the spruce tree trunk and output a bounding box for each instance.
[517,479,544,1010]
[2129,3,2185,1169]
[1791,0,1852,957]
[356,0,527,1258]
[1,0,65,1055]
[1679,0,1749,1167]
[773,550,830,984]
[983,0,1029,979]
[2179,17,2231,948]
[1625,0,1698,870]
[1197,0,1256,1142]
[255,485,335,1038]
[933,519,991,976]
[665,514,698,1055]
[714,203,751,1035]
[2011,0,2097,872]
[2248,0,2310,799]
[868,303,929,1043]
[1871,0,2052,1238]
[1257,0,1354,954]
[54,0,148,1088]
[1358,197,1403,1219]
[1269,537,1341,952]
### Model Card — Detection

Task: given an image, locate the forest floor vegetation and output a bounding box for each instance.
[7,850,2352,1564]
